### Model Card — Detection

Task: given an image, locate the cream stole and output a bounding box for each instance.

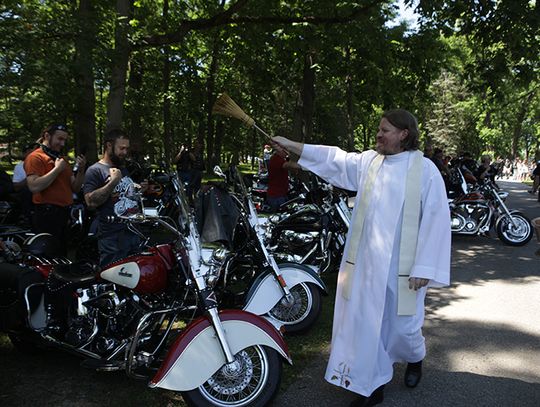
[340,150,423,315]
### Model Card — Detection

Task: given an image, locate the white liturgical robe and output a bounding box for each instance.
[298,146,451,396]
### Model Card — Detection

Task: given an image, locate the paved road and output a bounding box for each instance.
[272,180,540,407]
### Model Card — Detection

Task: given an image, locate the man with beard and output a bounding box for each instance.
[83,129,142,266]
[272,109,450,407]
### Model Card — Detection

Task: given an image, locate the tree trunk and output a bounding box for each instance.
[345,47,354,151]
[205,34,221,169]
[127,53,144,160]
[162,0,173,165]
[511,92,535,159]
[73,0,97,162]
[292,51,316,143]
[105,0,132,131]
[214,120,225,166]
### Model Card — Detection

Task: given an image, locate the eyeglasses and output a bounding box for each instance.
[47,124,68,133]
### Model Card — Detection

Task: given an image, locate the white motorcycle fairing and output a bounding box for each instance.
[149,310,291,392]
[243,262,327,316]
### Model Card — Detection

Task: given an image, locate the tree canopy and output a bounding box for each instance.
[0,0,538,166]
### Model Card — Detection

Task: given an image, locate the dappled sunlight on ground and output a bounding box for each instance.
[430,319,540,384]
[434,279,540,334]
[446,349,540,384]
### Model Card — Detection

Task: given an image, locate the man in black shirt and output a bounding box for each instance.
[83,129,142,266]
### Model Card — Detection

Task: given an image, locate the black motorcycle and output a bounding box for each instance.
[196,166,328,333]
[449,168,533,246]
[264,175,351,274]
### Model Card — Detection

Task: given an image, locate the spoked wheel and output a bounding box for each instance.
[267,282,322,334]
[181,345,282,407]
[496,212,533,246]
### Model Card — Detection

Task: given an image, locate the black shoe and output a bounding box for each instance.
[404,361,423,388]
[349,385,385,407]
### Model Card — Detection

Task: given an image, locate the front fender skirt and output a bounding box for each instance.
[243,262,327,316]
[149,309,291,392]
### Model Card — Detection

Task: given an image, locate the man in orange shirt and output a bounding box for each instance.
[24,124,86,246]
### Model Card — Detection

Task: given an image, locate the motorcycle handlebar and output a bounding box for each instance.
[106,212,183,238]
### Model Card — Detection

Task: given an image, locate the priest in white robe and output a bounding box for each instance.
[272,109,451,407]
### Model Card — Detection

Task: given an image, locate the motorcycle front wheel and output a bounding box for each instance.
[181,345,282,407]
[267,282,322,334]
[496,212,533,246]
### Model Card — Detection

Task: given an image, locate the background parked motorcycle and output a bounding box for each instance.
[196,166,327,334]
[263,174,351,274]
[448,167,532,246]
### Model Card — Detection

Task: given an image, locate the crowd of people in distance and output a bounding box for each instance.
[499,158,537,182]
[423,147,540,196]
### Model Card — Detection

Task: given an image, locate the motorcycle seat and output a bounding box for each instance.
[50,262,98,285]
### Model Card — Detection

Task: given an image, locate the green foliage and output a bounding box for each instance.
[0,0,538,167]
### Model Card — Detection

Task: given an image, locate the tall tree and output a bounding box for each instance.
[73,0,98,162]
[105,0,133,131]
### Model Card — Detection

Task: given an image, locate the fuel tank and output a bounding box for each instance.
[100,244,175,294]
[273,205,323,233]
[454,191,486,205]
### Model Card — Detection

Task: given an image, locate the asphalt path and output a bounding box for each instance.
[272,180,540,407]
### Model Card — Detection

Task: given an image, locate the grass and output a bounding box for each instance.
[280,272,336,388]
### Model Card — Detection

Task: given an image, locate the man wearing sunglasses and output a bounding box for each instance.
[24,124,87,249]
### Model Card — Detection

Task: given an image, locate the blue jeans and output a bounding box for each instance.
[267,196,287,213]
[98,228,142,267]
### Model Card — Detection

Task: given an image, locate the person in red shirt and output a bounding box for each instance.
[24,124,86,245]
[266,149,296,212]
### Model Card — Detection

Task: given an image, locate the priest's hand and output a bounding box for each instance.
[409,277,429,291]
[271,136,304,157]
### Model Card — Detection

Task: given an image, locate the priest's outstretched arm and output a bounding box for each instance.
[272,136,365,191]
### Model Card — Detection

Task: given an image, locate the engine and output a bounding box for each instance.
[47,282,146,355]
[450,203,490,234]
[280,230,318,252]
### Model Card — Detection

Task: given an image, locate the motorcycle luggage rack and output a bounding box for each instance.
[27,254,72,265]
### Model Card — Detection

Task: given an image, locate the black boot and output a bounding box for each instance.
[349,385,385,407]
[404,360,423,388]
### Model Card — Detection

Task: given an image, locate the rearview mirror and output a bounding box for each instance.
[213,165,226,179]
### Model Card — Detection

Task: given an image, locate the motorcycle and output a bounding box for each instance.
[264,175,351,274]
[449,168,533,246]
[0,180,291,407]
[197,166,327,334]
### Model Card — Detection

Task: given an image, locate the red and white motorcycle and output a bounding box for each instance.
[0,182,291,406]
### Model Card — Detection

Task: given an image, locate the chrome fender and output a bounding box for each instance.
[243,262,327,316]
[149,310,291,392]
